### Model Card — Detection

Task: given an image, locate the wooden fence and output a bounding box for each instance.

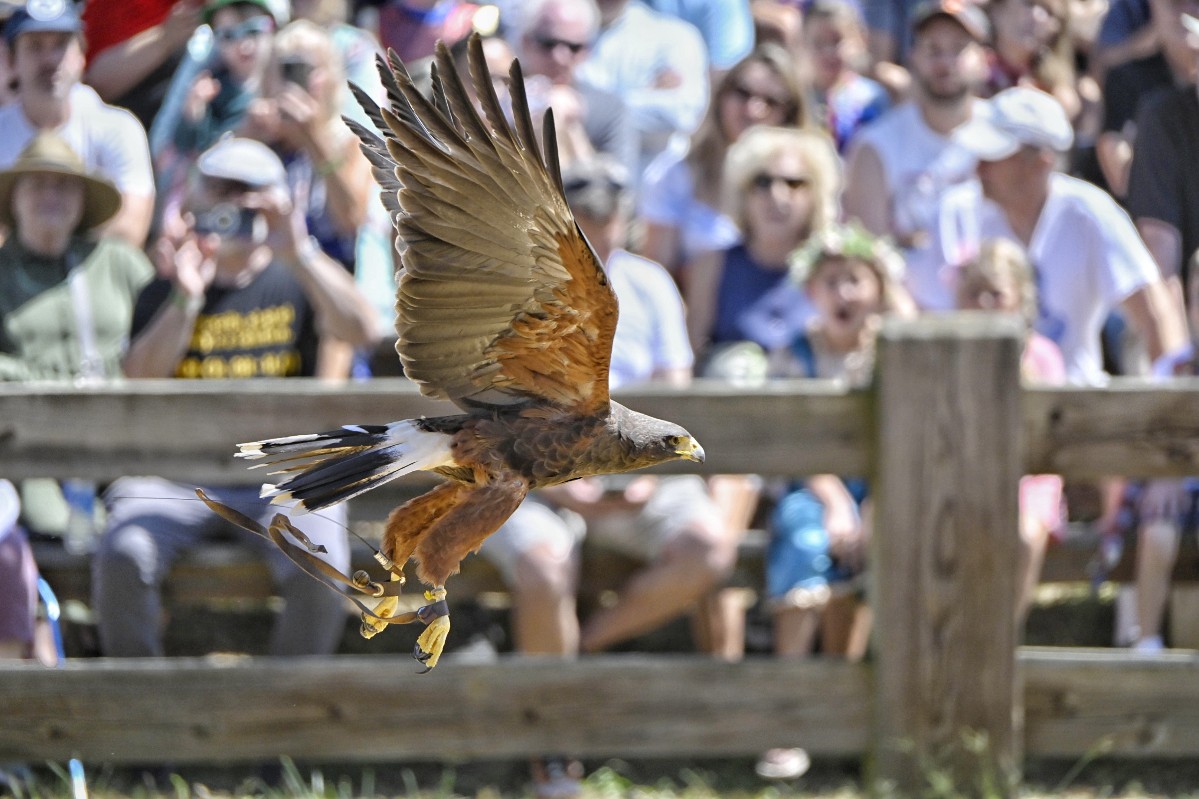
[4,314,1199,796]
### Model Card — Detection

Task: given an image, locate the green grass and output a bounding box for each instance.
[8,756,1199,799]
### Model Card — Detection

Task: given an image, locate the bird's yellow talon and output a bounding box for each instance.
[413,586,450,671]
[415,615,450,671]
[361,594,399,639]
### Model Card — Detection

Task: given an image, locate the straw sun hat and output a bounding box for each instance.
[0,133,122,231]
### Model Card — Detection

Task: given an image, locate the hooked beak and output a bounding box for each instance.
[677,437,706,463]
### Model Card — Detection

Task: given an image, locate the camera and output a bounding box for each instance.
[280,59,314,88]
[193,203,258,238]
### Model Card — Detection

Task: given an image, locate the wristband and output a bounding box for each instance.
[169,289,203,313]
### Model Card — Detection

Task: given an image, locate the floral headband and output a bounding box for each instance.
[788,222,906,287]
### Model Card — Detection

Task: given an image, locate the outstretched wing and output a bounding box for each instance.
[348,36,618,415]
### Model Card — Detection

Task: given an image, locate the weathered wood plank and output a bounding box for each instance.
[1025,381,1199,477]
[4,649,1199,766]
[0,379,871,482]
[0,656,872,764]
[1022,647,1199,757]
[872,314,1024,795]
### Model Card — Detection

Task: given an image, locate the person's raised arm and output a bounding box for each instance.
[122,235,213,378]
[842,141,892,237]
[1121,278,1188,364]
[84,2,202,101]
[252,188,379,347]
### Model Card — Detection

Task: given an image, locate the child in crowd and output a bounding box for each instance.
[801,0,890,153]
[953,238,1066,625]
[755,222,905,780]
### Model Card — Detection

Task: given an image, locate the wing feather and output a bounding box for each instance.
[358,35,617,413]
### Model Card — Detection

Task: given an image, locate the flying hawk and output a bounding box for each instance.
[201,35,704,670]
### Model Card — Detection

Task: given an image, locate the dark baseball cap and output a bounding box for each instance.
[4,0,82,46]
[911,0,990,42]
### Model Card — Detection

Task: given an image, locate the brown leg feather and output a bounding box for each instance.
[413,476,528,585]
[381,482,466,574]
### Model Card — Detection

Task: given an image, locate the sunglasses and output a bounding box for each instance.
[532,34,589,55]
[728,85,790,112]
[214,16,274,45]
[750,173,811,192]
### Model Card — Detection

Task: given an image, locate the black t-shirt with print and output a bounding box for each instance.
[131,261,319,378]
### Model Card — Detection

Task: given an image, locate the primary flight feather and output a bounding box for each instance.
[206,35,705,670]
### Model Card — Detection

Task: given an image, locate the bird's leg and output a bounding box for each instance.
[360,573,406,639]
[414,586,450,672]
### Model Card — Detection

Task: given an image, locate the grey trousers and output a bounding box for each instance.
[92,477,350,657]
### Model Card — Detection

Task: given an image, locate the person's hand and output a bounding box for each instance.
[241,185,307,263]
[825,500,865,572]
[1141,479,1186,523]
[159,229,217,302]
[163,0,203,48]
[240,96,282,143]
[183,71,219,122]
[546,84,584,127]
[275,83,323,152]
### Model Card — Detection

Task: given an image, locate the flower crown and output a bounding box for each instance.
[788,222,906,287]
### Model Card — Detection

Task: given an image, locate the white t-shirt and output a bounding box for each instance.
[606,248,694,388]
[849,101,979,243]
[907,173,1159,383]
[639,140,741,267]
[0,84,155,199]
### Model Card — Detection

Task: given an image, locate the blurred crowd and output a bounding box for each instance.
[0,0,1198,789]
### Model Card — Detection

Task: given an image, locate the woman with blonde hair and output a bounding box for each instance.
[639,44,809,278]
[685,125,842,362]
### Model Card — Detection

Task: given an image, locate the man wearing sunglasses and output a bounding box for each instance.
[516,0,636,173]
[0,0,155,248]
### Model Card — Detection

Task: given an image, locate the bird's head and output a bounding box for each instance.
[619,409,706,468]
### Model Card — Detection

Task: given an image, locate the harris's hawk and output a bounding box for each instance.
[200,35,705,670]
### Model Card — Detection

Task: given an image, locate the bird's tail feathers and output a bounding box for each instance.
[237,421,454,512]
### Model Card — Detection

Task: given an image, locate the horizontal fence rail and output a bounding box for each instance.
[4,650,1198,765]
[6,376,1199,483]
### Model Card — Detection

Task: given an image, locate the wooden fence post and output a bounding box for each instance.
[871,314,1024,797]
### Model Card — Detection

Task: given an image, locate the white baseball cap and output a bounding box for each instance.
[953,87,1074,162]
[196,136,288,190]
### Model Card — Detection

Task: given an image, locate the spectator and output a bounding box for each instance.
[639,44,808,278]
[983,0,1082,120]
[1128,252,1199,652]
[802,0,891,152]
[92,137,378,658]
[575,0,710,178]
[290,0,387,130]
[242,19,378,377]
[643,0,754,77]
[167,2,277,167]
[906,86,1187,382]
[512,0,637,171]
[0,0,156,247]
[0,134,154,663]
[1124,5,1199,302]
[755,222,906,781]
[685,125,843,363]
[82,0,205,131]
[842,0,990,250]
[1094,0,1192,200]
[0,479,39,661]
[478,156,750,798]
[952,237,1066,625]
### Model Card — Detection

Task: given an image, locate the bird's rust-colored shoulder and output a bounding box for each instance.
[348,36,617,415]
